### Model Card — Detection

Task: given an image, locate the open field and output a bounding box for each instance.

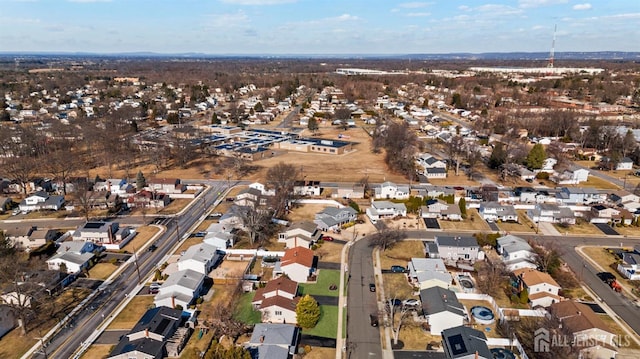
[438,209,491,232]
[107,296,155,330]
[497,219,535,233]
[379,240,425,269]
[156,198,192,215]
[121,226,161,253]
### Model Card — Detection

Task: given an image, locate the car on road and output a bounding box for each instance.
[369,314,379,327]
[210,212,223,218]
[390,265,406,273]
[11,209,20,216]
[402,299,420,308]
[321,236,334,241]
[369,283,376,292]
[194,231,207,237]
[148,244,158,252]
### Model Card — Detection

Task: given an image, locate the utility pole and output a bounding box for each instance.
[132,246,142,284]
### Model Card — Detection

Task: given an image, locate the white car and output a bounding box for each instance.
[403,299,420,308]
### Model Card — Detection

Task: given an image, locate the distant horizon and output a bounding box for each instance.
[1,1,639,54]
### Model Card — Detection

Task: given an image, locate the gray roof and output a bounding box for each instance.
[180,243,219,264]
[160,269,204,291]
[436,236,478,248]
[371,201,406,211]
[318,206,357,217]
[248,323,298,355]
[442,326,492,359]
[419,287,465,316]
[497,235,531,253]
[622,252,640,266]
[409,258,447,273]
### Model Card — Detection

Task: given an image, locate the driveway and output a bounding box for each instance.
[594,223,620,236]
[318,262,341,270]
[300,334,336,348]
[486,220,499,231]
[423,218,440,229]
[313,295,339,306]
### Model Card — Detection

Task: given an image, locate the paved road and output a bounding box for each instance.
[346,236,382,359]
[30,183,227,359]
[526,235,640,336]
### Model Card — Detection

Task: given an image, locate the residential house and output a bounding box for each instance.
[549,301,617,359]
[277,221,321,249]
[540,157,557,173]
[609,190,640,212]
[314,206,358,231]
[154,269,206,309]
[373,181,410,200]
[72,221,135,250]
[407,258,453,290]
[274,247,316,283]
[512,268,563,308]
[18,191,65,212]
[551,168,590,185]
[616,251,640,280]
[252,277,298,307]
[517,187,554,204]
[420,199,462,221]
[527,203,576,225]
[218,206,245,229]
[417,153,447,171]
[589,205,633,225]
[177,243,222,275]
[366,201,407,224]
[5,226,58,251]
[1,291,33,308]
[108,306,189,359]
[420,287,466,335]
[478,202,518,222]
[255,288,300,324]
[85,190,121,210]
[0,306,16,340]
[94,179,135,197]
[46,240,99,274]
[203,226,234,250]
[496,235,537,271]
[556,187,606,205]
[235,187,265,208]
[245,323,300,359]
[147,178,184,194]
[435,236,484,264]
[127,190,171,209]
[332,183,365,199]
[616,157,634,171]
[293,180,321,196]
[441,326,492,359]
[424,167,448,179]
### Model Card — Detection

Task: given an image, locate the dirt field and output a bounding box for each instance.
[210,257,251,283]
[288,203,330,222]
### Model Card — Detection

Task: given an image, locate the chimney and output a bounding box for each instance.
[171,295,175,309]
[442,294,447,302]
[145,328,149,338]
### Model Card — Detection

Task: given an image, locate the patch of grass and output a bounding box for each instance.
[568,176,620,190]
[600,315,640,349]
[300,347,336,359]
[233,292,262,325]
[88,262,118,280]
[379,240,425,269]
[299,269,341,297]
[497,218,535,233]
[81,344,113,359]
[120,226,160,253]
[397,321,438,350]
[614,225,640,236]
[302,305,338,339]
[0,328,38,359]
[553,220,602,236]
[382,273,414,299]
[157,199,192,214]
[107,296,155,330]
[175,236,205,253]
[314,241,343,263]
[439,209,491,231]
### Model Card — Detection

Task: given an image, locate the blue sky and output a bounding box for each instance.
[1,0,638,54]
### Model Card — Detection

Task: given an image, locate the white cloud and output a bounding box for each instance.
[219,0,296,4]
[406,12,431,17]
[458,5,471,12]
[572,3,592,10]
[327,14,360,22]
[518,0,568,9]
[398,2,432,8]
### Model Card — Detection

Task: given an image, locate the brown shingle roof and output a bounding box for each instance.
[550,301,613,334]
[259,295,300,312]
[513,268,560,288]
[281,247,315,268]
[252,277,298,303]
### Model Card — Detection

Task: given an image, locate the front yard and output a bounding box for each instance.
[553,219,602,236]
[233,292,262,325]
[299,269,341,297]
[438,209,491,231]
[379,240,425,269]
[302,305,339,339]
[107,296,155,330]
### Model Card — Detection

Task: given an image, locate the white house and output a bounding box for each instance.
[277,221,321,249]
[552,168,589,185]
[146,178,184,194]
[177,243,221,275]
[513,268,563,308]
[274,247,316,283]
[72,221,136,250]
[496,235,537,271]
[257,295,299,324]
[46,240,99,274]
[527,203,575,225]
[154,269,205,309]
[609,190,640,212]
[419,287,466,335]
[373,182,410,200]
[314,206,358,231]
[366,201,407,224]
[18,191,65,212]
[616,157,634,171]
[293,180,321,196]
[407,258,452,290]
[479,202,518,222]
[540,158,557,173]
[435,236,484,264]
[616,252,640,280]
[420,200,462,221]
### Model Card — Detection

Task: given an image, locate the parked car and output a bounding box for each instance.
[369,283,376,292]
[148,244,158,252]
[390,265,406,273]
[210,212,223,218]
[402,298,420,308]
[194,231,207,237]
[322,236,334,241]
[369,314,379,327]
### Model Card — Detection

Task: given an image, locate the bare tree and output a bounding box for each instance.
[368,227,407,251]
[71,179,93,221]
[238,206,274,247]
[475,260,507,298]
[265,162,299,218]
[46,149,79,195]
[3,156,37,195]
[530,241,563,274]
[446,135,465,176]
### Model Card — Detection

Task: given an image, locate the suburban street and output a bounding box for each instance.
[24,182,228,359]
[346,235,383,359]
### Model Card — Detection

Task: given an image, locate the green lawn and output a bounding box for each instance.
[302,305,338,339]
[299,269,341,297]
[233,292,262,324]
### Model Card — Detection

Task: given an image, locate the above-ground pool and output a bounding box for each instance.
[470,305,495,325]
[490,348,516,359]
[458,276,474,290]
